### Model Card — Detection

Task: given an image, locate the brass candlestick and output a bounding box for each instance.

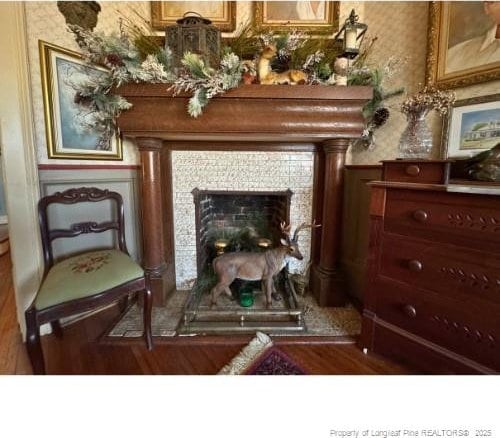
[214,238,229,256]
[257,238,272,249]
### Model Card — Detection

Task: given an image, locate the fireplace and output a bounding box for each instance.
[115,84,372,309]
[171,150,314,290]
[183,187,305,334]
[193,189,292,276]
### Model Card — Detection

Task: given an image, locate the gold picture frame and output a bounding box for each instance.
[151,1,236,32]
[426,1,500,89]
[39,40,122,160]
[254,1,339,35]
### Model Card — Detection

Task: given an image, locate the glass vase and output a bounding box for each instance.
[398,110,433,159]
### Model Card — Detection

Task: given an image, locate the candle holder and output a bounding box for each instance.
[256,238,272,249]
[239,283,255,308]
[214,238,229,256]
[334,9,367,59]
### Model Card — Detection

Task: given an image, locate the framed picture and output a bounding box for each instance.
[39,40,122,160]
[442,93,500,159]
[151,1,236,32]
[426,1,500,89]
[254,1,339,35]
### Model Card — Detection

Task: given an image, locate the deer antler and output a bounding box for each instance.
[292,220,321,242]
[280,221,292,243]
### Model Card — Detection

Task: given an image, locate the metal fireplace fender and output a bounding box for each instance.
[115,84,373,307]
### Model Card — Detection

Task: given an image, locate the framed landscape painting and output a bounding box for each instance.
[254,1,339,34]
[39,40,122,160]
[151,1,236,31]
[442,94,500,158]
[427,1,500,89]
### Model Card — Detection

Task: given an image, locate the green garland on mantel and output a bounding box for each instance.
[68,22,404,148]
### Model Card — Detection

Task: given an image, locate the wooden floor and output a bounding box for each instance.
[0,252,411,375]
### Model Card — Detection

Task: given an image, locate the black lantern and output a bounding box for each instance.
[334,9,368,59]
[165,12,221,68]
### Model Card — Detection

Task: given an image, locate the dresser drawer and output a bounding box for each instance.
[382,160,450,184]
[373,277,500,370]
[384,189,500,252]
[379,234,500,306]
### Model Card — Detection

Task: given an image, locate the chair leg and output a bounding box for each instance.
[25,308,46,375]
[118,294,129,313]
[143,286,153,351]
[51,320,63,339]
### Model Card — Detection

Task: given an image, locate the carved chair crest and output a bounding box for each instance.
[38,187,128,272]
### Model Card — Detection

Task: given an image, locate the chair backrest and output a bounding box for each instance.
[38,187,128,272]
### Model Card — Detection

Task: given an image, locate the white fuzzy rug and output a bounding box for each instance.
[217,332,274,375]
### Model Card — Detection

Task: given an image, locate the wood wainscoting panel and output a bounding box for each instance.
[340,165,382,302]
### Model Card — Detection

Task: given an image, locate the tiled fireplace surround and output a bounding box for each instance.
[172,151,314,289]
[115,84,372,308]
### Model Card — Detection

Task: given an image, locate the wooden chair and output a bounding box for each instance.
[25,187,153,374]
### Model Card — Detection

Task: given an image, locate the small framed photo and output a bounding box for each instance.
[254,1,339,35]
[39,40,122,160]
[151,1,236,32]
[442,93,500,158]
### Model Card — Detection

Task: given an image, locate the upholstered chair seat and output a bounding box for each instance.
[35,249,144,310]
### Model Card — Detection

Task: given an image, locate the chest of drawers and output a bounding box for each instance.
[360,180,500,374]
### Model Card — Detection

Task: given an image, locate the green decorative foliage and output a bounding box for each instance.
[173,51,243,117]
[348,37,408,150]
[67,18,393,149]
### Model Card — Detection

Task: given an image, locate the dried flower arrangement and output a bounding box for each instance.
[398,86,456,158]
[401,86,456,116]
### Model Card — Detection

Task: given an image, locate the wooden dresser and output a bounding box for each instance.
[360,162,500,374]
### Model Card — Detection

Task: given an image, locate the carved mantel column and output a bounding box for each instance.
[136,137,168,306]
[310,138,350,306]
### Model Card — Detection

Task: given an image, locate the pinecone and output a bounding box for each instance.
[74,92,92,106]
[372,107,390,128]
[105,53,124,66]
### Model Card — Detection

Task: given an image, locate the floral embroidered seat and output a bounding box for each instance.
[35,249,144,310]
[25,187,153,375]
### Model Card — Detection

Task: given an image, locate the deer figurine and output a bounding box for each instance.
[211,221,320,308]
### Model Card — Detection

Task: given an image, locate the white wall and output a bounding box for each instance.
[0,2,44,336]
[0,159,7,220]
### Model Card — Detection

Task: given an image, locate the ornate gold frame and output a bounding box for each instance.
[254,1,339,35]
[151,1,237,32]
[426,1,500,89]
[39,40,122,160]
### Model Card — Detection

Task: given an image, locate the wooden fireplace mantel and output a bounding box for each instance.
[116,84,372,307]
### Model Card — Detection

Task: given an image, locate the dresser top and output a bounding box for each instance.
[369,180,500,196]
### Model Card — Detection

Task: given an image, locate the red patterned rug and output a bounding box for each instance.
[218,332,309,375]
[245,347,307,375]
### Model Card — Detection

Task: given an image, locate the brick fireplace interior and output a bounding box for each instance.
[193,189,292,276]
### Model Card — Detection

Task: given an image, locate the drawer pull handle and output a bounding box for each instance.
[403,304,417,318]
[408,259,423,272]
[405,165,420,176]
[412,210,428,223]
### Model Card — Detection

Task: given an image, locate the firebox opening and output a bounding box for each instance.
[193,189,293,276]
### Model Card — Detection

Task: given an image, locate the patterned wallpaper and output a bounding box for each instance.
[346,1,430,164]
[23,1,500,165]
